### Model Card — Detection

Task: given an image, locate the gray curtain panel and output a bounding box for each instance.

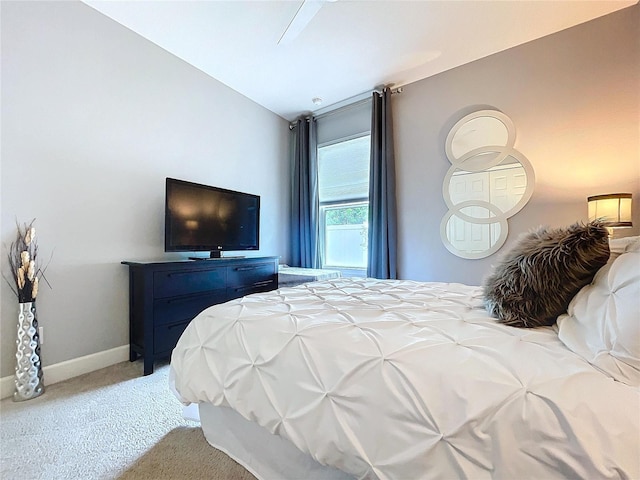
[291,117,321,268]
[367,88,398,279]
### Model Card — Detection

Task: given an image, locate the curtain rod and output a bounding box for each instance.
[289,86,403,129]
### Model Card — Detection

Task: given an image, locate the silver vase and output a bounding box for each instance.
[14,302,45,401]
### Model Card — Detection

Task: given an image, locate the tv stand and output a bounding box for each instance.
[189,254,246,261]
[189,251,224,259]
[122,256,278,375]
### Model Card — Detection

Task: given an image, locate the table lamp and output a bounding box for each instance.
[587,193,632,236]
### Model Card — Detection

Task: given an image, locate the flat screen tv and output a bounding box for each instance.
[165,178,260,258]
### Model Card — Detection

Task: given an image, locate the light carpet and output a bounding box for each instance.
[0,360,256,480]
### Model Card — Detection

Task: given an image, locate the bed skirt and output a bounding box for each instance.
[198,403,355,480]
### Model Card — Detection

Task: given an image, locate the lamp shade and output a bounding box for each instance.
[587,193,632,227]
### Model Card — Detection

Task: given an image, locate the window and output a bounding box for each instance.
[318,134,370,273]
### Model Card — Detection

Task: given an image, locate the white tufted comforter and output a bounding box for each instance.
[170,278,639,480]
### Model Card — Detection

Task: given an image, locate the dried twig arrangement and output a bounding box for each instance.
[5,219,52,303]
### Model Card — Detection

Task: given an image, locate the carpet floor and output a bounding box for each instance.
[0,360,256,479]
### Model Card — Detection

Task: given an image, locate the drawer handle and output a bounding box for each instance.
[168,322,188,330]
[167,298,188,304]
[234,266,260,272]
[166,271,204,278]
[235,280,272,292]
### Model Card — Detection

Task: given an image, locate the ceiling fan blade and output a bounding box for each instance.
[278,0,324,45]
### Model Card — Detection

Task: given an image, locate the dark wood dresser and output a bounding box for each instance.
[122,256,278,375]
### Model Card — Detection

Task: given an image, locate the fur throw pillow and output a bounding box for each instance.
[483,221,610,328]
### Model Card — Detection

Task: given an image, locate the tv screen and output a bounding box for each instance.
[165,178,260,258]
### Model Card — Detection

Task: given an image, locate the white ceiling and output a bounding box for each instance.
[83,0,636,121]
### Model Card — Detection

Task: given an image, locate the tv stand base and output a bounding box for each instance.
[189,255,246,260]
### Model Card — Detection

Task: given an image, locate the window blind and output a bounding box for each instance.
[318,136,371,203]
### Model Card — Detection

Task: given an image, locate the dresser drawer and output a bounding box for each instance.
[154,321,189,355]
[227,263,276,288]
[154,267,226,298]
[154,290,227,326]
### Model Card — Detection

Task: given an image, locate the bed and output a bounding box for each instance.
[169,234,639,480]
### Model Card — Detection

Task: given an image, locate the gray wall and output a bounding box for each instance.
[1,1,290,378]
[394,4,639,284]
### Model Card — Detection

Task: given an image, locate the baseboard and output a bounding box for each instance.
[1,345,129,400]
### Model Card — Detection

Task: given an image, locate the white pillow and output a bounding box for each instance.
[609,235,640,257]
[557,236,640,387]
